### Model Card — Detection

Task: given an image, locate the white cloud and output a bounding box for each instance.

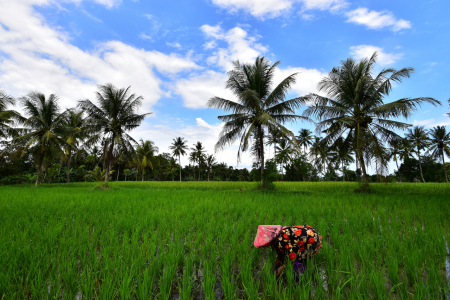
[346,8,412,31]
[203,40,217,50]
[139,33,152,40]
[413,119,435,126]
[301,13,314,20]
[299,0,348,13]
[274,67,327,97]
[26,0,123,8]
[81,9,103,22]
[201,24,267,70]
[167,42,182,48]
[176,24,326,109]
[210,0,294,18]
[210,0,348,18]
[0,0,199,112]
[175,70,234,109]
[349,45,403,66]
[132,118,256,168]
[196,117,214,129]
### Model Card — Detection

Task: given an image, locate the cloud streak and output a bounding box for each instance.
[346,8,411,31]
[0,0,199,112]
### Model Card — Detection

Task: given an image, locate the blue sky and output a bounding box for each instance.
[0,0,449,170]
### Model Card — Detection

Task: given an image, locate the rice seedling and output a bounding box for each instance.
[0,182,449,299]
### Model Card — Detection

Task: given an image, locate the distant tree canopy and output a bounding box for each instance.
[1,54,449,185]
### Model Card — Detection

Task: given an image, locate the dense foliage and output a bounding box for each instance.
[1,54,449,185]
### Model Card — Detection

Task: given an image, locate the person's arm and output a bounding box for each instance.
[273,243,286,278]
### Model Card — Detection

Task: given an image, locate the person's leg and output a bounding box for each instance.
[293,260,306,282]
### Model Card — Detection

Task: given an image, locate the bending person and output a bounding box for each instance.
[254,225,322,280]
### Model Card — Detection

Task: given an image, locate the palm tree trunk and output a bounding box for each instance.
[395,159,402,182]
[198,162,200,181]
[35,153,45,187]
[443,154,448,183]
[103,141,109,184]
[208,169,210,181]
[179,155,182,182]
[417,148,425,183]
[358,150,369,186]
[142,171,144,181]
[342,161,345,182]
[67,152,72,183]
[260,127,265,187]
[104,140,114,184]
[116,167,120,181]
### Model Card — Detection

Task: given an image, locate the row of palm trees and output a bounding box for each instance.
[389,126,450,182]
[1,84,150,186]
[266,126,450,183]
[1,52,449,187]
[0,85,239,184]
[208,53,446,189]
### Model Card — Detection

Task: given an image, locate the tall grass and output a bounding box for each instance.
[1,182,449,299]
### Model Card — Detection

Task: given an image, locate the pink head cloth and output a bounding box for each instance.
[254,225,283,248]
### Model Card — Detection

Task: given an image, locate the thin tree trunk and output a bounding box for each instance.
[198,163,200,181]
[35,153,45,187]
[105,140,114,183]
[274,143,277,175]
[58,159,62,179]
[208,169,210,181]
[179,155,182,181]
[417,148,425,183]
[260,127,265,187]
[395,159,402,182]
[142,171,144,181]
[117,167,120,181]
[443,154,448,183]
[103,141,109,184]
[358,150,369,186]
[67,152,72,183]
[342,161,345,182]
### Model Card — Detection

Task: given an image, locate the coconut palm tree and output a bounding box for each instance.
[62,109,90,183]
[405,126,430,183]
[205,154,217,181]
[78,84,151,183]
[388,138,403,182]
[302,52,440,189]
[13,93,68,186]
[427,126,450,183]
[169,137,188,181]
[296,129,314,154]
[400,137,413,171]
[266,128,282,160]
[208,56,310,187]
[0,89,24,140]
[275,138,294,179]
[310,136,332,177]
[136,139,158,181]
[331,136,355,181]
[190,141,206,181]
[447,99,450,117]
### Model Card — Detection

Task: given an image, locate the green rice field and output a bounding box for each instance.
[1,182,450,299]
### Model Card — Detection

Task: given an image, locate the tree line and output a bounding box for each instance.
[207,53,449,190]
[1,53,449,188]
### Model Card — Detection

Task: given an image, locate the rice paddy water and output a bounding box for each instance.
[0,182,449,299]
